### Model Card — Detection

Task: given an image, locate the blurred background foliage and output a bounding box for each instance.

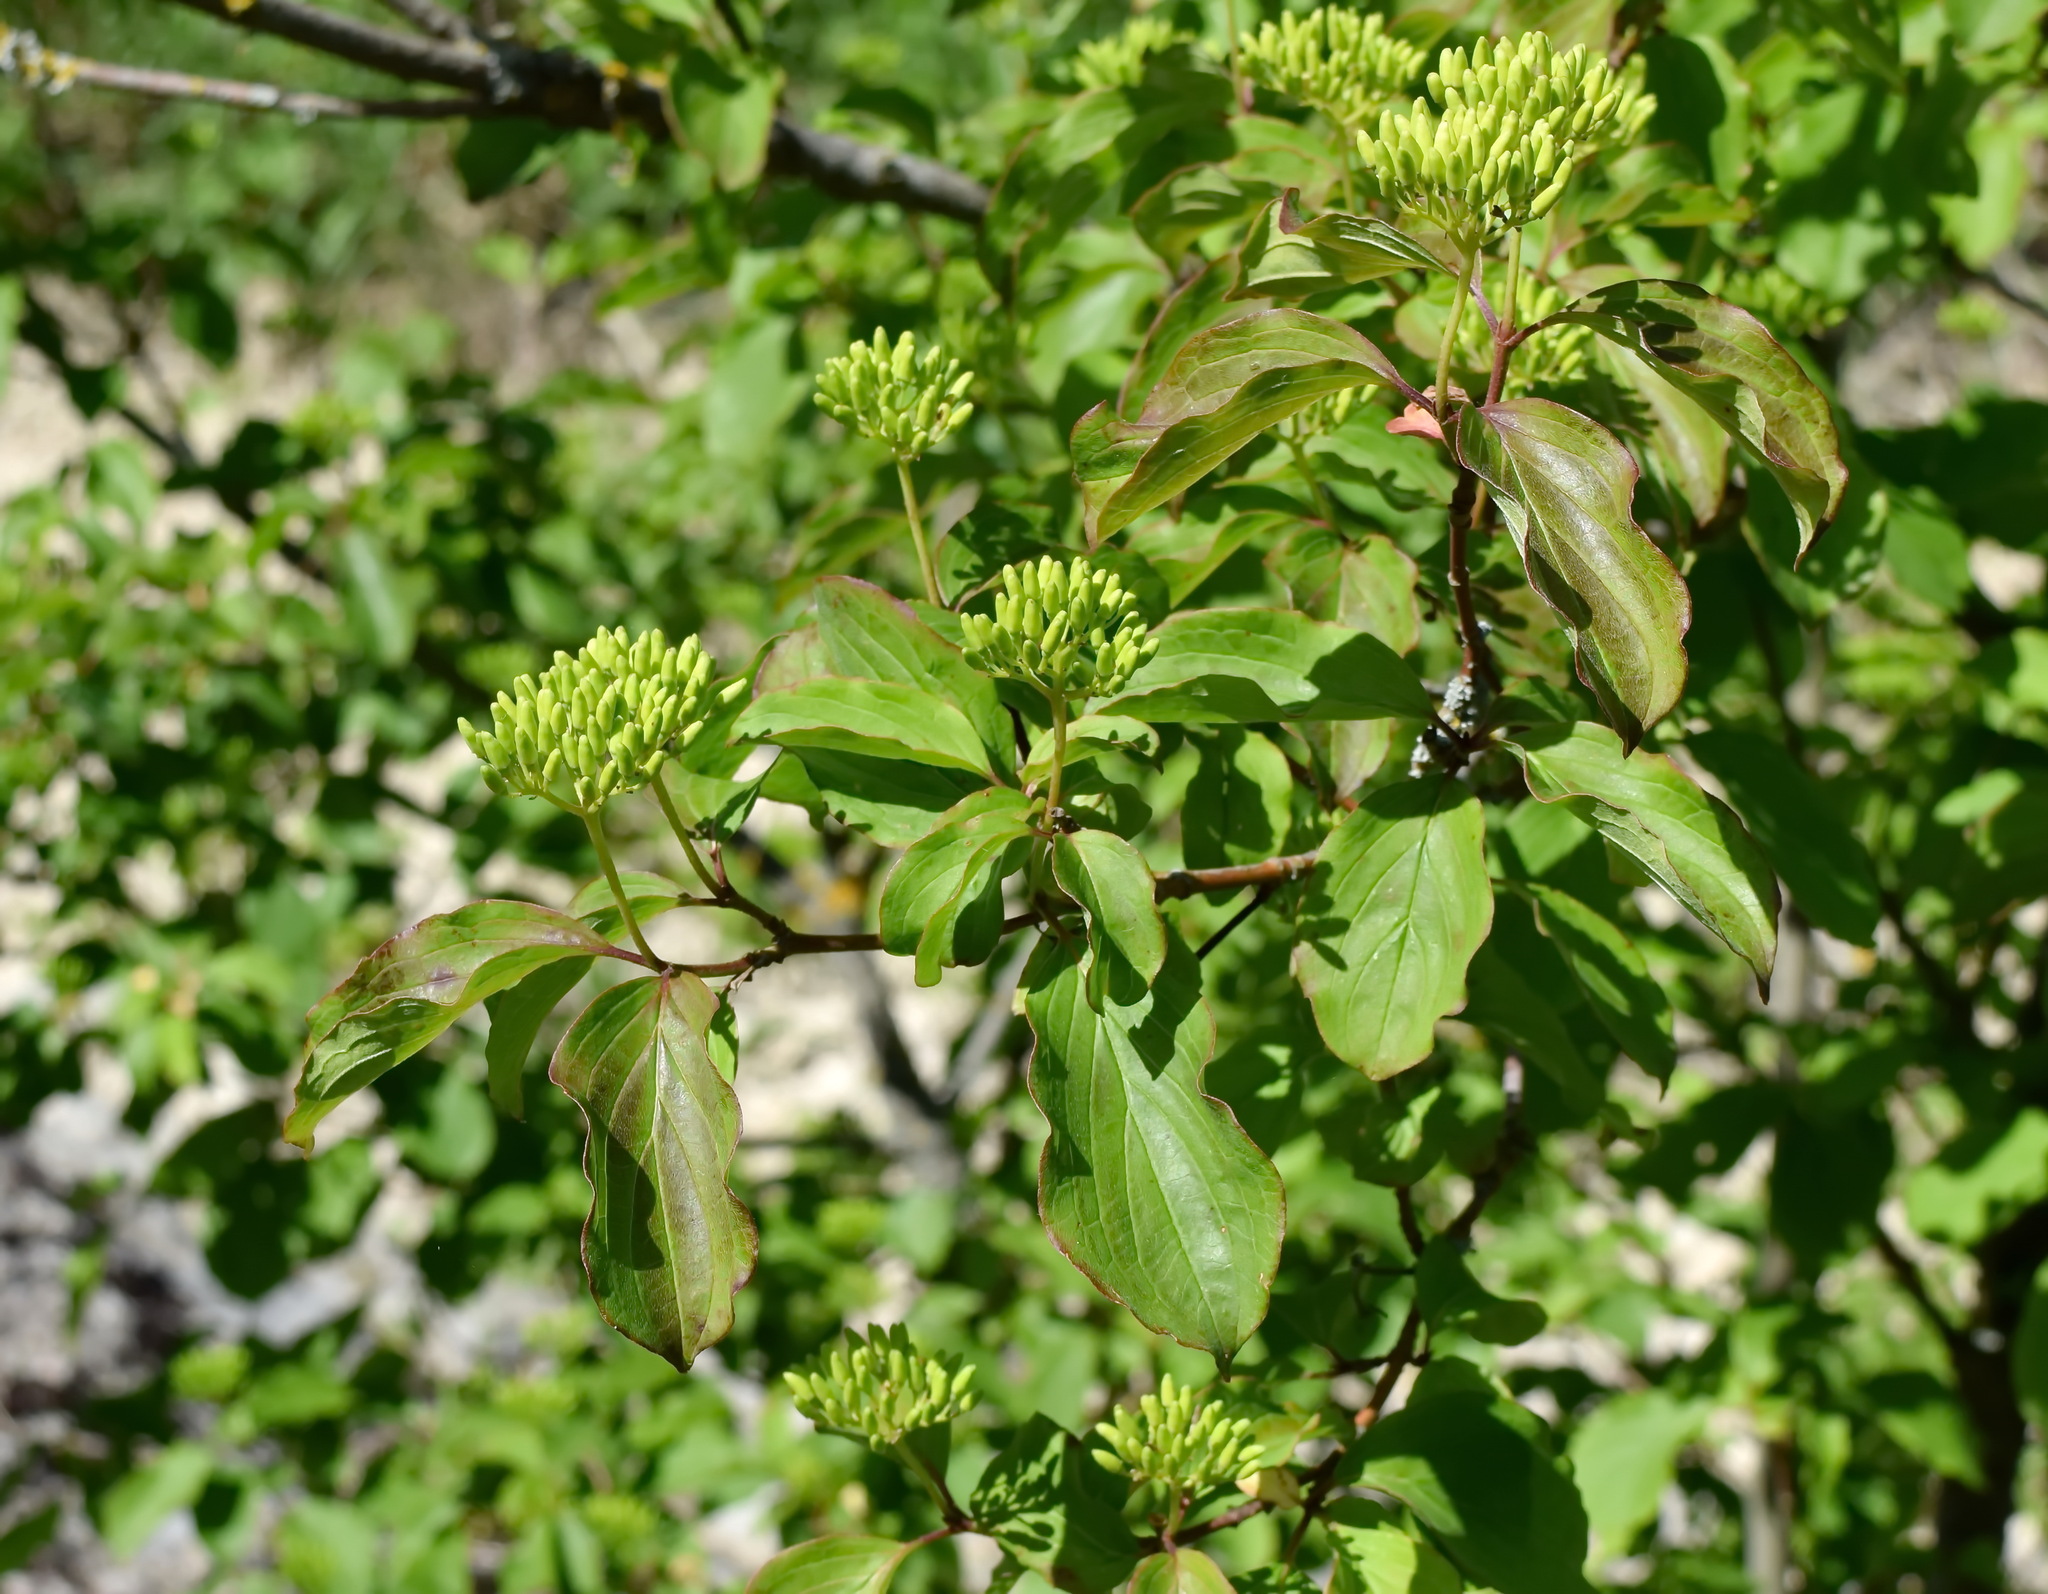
[4,0,2048,1591]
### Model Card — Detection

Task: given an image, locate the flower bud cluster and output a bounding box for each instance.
[1240,7,1426,132]
[959,557,1157,704]
[1074,15,1189,90]
[1358,31,1654,246]
[783,1326,978,1451]
[1092,1375,1266,1493]
[815,329,975,460]
[1430,33,1653,154]
[0,28,81,95]
[459,628,732,812]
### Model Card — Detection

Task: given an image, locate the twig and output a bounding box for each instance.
[374,0,472,40]
[1873,1217,1962,1345]
[176,0,992,219]
[1445,471,1501,694]
[1197,883,1278,959]
[1395,1183,1426,1259]
[1156,852,1318,902]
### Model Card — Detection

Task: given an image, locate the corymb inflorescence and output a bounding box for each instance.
[1239,6,1427,133]
[783,1325,978,1451]
[959,556,1157,705]
[1357,30,1655,247]
[1073,14,1189,90]
[814,328,975,461]
[458,628,738,813]
[1092,1374,1266,1495]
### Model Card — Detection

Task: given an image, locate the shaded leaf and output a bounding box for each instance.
[1295,781,1492,1079]
[1130,1549,1237,1594]
[1416,1238,1547,1345]
[1076,311,1406,541]
[1025,934,1284,1356]
[1456,398,1691,748]
[1684,729,1881,946]
[484,958,594,1118]
[1234,193,1445,300]
[736,678,995,775]
[1523,883,1676,1083]
[970,1414,1142,1592]
[1183,728,1295,871]
[1560,279,1848,554]
[880,789,1038,981]
[288,901,620,1150]
[1509,722,1778,986]
[551,975,756,1370]
[1054,827,1168,991]
[1105,607,1431,722]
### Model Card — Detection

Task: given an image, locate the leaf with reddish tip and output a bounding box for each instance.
[552,974,757,1370]
[1456,398,1691,749]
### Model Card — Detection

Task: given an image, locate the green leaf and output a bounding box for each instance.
[1129,1549,1237,1594]
[287,901,621,1150]
[1415,1238,1547,1345]
[1338,535,1422,655]
[736,678,996,776]
[880,789,1038,983]
[1342,1391,1594,1594]
[1461,945,1603,1116]
[673,52,785,190]
[1326,1508,1462,1594]
[1024,715,1160,786]
[1905,1108,2048,1247]
[778,749,990,848]
[1075,310,1406,541]
[1559,280,1849,556]
[1234,192,1445,299]
[1294,781,1492,1079]
[484,957,593,1117]
[1053,827,1168,990]
[2016,1259,2048,1430]
[1132,164,1271,263]
[1455,399,1691,749]
[551,974,757,1370]
[1683,730,1882,946]
[1508,722,1779,987]
[570,869,688,942]
[1592,337,1729,531]
[1024,933,1284,1356]
[1566,1389,1703,1561]
[1183,728,1295,871]
[1123,256,1244,420]
[970,1414,1142,1592]
[97,1441,212,1557]
[813,576,1012,773]
[1523,884,1676,1083]
[1127,504,1294,605]
[1105,607,1431,722]
[1321,1082,1448,1186]
[747,1535,916,1594]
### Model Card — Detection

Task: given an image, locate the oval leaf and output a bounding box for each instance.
[1234,191,1445,300]
[1558,279,1848,555]
[288,901,621,1151]
[1053,826,1168,992]
[1294,780,1493,1079]
[1024,933,1284,1356]
[1508,721,1779,987]
[879,788,1037,957]
[736,678,995,776]
[551,974,757,1370]
[1104,607,1431,723]
[1130,1548,1238,1594]
[1455,398,1691,749]
[1077,310,1405,541]
[813,577,1012,771]
[747,1535,914,1594]
[1522,884,1676,1084]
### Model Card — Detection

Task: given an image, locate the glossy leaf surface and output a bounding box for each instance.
[1105,608,1431,723]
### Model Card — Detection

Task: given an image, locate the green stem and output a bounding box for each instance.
[896,455,942,607]
[892,1439,968,1526]
[652,774,720,898]
[1487,228,1523,409]
[582,808,660,968]
[1435,242,1480,422]
[1284,433,1339,527]
[1044,691,1070,819]
[1224,0,1245,111]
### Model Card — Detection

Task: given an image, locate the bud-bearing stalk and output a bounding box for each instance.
[458,628,737,814]
[814,329,975,461]
[1092,1375,1266,1496]
[959,556,1157,707]
[1239,7,1427,133]
[783,1325,978,1451]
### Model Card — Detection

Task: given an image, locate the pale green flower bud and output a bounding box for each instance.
[960,556,1157,705]
[1240,6,1426,133]
[783,1325,979,1452]
[1090,1375,1267,1495]
[460,626,741,814]
[814,329,975,460]
[1072,14,1190,90]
